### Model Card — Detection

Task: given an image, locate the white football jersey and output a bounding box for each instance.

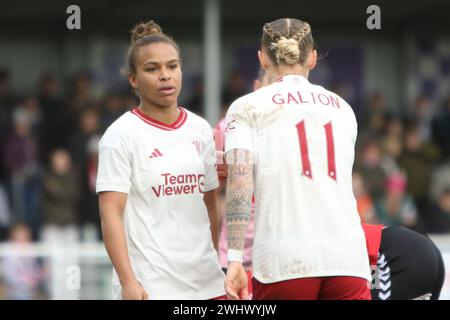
[96,107,225,300]
[225,75,371,283]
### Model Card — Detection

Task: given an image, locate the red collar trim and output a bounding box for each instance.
[131,107,187,131]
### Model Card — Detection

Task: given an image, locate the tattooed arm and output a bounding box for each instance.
[224,148,254,300]
[226,149,254,255]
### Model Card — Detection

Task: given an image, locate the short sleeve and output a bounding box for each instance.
[224,98,255,155]
[96,127,132,194]
[202,125,220,192]
[349,106,358,146]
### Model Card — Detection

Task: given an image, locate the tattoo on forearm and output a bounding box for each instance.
[226,149,254,251]
[227,222,249,249]
[234,166,250,178]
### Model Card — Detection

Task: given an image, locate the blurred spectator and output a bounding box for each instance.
[1,223,46,299]
[380,116,403,175]
[38,73,68,161]
[0,68,15,136]
[374,172,418,229]
[68,108,101,237]
[2,107,41,237]
[222,70,248,106]
[0,183,11,241]
[430,161,450,206]
[80,135,101,241]
[355,139,387,202]
[68,108,100,171]
[352,171,377,224]
[0,68,16,182]
[14,96,42,136]
[66,72,96,124]
[360,92,388,139]
[431,97,450,159]
[100,92,125,131]
[399,122,441,223]
[426,187,450,234]
[413,95,435,142]
[40,149,80,243]
[185,75,204,115]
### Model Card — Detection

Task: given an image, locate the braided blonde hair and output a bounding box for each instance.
[262,18,314,65]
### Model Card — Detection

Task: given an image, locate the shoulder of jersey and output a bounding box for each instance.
[228,89,260,111]
[113,109,137,128]
[228,83,283,115]
[103,109,136,137]
[98,110,134,147]
[182,108,212,130]
[246,84,275,100]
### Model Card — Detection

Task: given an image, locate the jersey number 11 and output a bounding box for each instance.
[296,120,336,181]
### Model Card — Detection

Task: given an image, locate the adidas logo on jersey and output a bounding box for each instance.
[149,148,163,159]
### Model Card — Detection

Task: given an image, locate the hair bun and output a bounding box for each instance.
[270,37,300,65]
[131,20,162,43]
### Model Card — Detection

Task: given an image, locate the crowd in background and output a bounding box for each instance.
[0,68,139,244]
[0,65,450,247]
[0,63,450,300]
[353,92,450,233]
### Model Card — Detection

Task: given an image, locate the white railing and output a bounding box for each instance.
[1,235,450,300]
[0,242,112,300]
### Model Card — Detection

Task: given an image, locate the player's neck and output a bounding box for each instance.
[271,64,309,81]
[138,103,180,124]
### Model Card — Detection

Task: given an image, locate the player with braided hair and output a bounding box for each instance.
[224,18,371,300]
[217,68,445,300]
[96,20,225,300]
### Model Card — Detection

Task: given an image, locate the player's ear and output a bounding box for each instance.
[307,49,317,71]
[128,73,138,91]
[258,50,269,70]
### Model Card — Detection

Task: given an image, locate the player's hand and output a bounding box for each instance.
[121,279,149,300]
[225,262,249,300]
